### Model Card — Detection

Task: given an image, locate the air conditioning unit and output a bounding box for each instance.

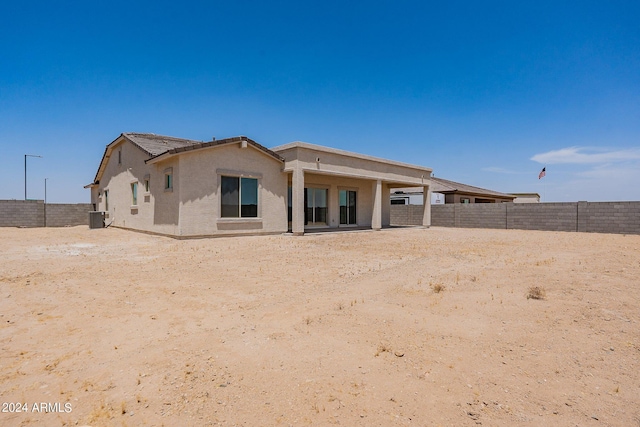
[89,211,105,229]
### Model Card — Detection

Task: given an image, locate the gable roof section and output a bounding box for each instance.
[88,133,200,186]
[87,133,283,186]
[431,177,515,199]
[145,136,284,164]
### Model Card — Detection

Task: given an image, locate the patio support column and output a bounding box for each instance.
[292,166,305,235]
[422,184,431,227]
[372,179,382,230]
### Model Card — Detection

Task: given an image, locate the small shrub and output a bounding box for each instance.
[526,286,546,300]
[432,283,445,294]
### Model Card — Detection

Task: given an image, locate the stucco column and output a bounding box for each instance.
[292,167,305,235]
[372,179,382,230]
[422,184,431,227]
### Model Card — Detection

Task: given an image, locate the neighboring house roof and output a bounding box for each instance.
[394,177,515,200]
[430,177,515,199]
[509,192,541,198]
[87,133,283,186]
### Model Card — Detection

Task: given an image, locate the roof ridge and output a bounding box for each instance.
[123,132,202,144]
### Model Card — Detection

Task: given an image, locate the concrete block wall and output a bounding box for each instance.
[583,202,640,234]
[45,203,92,227]
[456,203,507,229]
[390,204,423,226]
[0,200,45,227]
[432,204,454,227]
[507,203,577,232]
[392,201,640,235]
[0,200,91,228]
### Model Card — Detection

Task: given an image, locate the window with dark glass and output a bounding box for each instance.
[131,182,138,205]
[304,188,327,226]
[339,190,357,225]
[221,176,258,218]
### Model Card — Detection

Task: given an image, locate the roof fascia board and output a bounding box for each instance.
[282,166,431,186]
[274,141,432,174]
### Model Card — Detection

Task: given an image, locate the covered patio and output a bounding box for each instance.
[272,142,432,235]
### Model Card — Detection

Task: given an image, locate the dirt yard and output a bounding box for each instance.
[0,226,638,426]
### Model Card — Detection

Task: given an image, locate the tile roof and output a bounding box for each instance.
[123,133,201,156]
[145,135,283,163]
[395,177,515,199]
[431,177,515,199]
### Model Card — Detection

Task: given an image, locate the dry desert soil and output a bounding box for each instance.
[0,226,639,427]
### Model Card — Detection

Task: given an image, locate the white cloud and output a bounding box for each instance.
[530,146,640,165]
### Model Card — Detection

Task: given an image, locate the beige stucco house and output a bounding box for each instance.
[85,133,432,237]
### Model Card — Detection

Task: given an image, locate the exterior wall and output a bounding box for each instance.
[177,144,287,236]
[444,193,511,204]
[151,157,180,235]
[391,202,640,235]
[45,203,92,227]
[96,139,169,233]
[299,173,375,229]
[512,194,540,203]
[96,140,288,237]
[0,200,91,227]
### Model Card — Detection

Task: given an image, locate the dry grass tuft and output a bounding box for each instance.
[375,343,392,357]
[431,283,445,294]
[526,286,546,300]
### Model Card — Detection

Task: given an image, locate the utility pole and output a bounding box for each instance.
[44,178,48,227]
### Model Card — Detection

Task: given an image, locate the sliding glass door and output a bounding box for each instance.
[339,190,357,225]
[305,188,328,226]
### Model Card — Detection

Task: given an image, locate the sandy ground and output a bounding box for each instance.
[0,226,639,427]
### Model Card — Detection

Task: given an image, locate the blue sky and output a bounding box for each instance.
[1,1,639,203]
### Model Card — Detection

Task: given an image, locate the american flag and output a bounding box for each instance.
[538,167,546,179]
